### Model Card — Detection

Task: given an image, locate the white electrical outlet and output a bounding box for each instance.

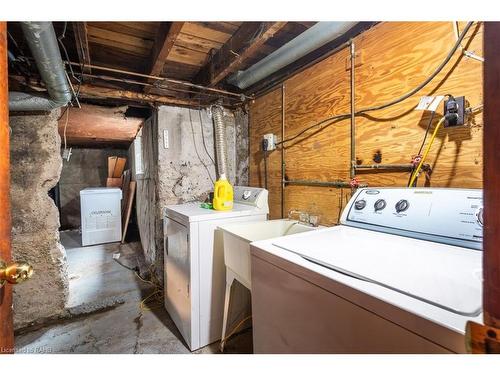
[163,129,169,149]
[263,133,277,151]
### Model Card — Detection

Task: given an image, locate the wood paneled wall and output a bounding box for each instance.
[249,22,483,226]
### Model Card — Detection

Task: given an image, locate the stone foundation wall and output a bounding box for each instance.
[9,109,68,329]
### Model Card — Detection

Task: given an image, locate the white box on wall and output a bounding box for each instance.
[133,128,144,176]
[80,187,122,246]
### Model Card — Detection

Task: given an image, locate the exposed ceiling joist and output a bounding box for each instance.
[78,82,201,107]
[72,22,91,74]
[9,73,237,109]
[144,22,184,93]
[196,22,288,87]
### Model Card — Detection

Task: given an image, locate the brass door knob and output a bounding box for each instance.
[0,259,33,286]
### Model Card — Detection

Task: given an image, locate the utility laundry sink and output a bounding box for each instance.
[218,219,322,350]
[219,219,321,290]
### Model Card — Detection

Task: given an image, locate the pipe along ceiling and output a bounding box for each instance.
[227,22,358,90]
[9,22,72,112]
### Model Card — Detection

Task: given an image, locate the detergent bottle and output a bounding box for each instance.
[211,105,234,211]
[213,174,233,211]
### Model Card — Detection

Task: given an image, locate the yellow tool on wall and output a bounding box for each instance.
[213,176,233,211]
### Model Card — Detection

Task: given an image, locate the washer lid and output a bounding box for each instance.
[272,226,482,316]
[164,202,266,222]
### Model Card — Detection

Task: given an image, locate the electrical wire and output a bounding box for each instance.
[113,256,164,312]
[139,288,163,312]
[407,110,437,187]
[409,98,482,186]
[63,106,69,151]
[408,117,446,187]
[278,114,350,145]
[453,21,484,62]
[198,109,216,165]
[64,60,248,100]
[135,265,162,311]
[57,22,80,84]
[277,21,474,146]
[57,105,69,120]
[136,264,163,312]
[220,315,252,351]
[467,103,483,114]
[263,149,268,190]
[113,256,138,272]
[57,22,82,107]
[188,108,215,184]
[337,188,344,223]
[417,111,436,156]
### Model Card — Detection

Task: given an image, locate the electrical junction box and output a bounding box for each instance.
[263,133,277,151]
[444,96,466,127]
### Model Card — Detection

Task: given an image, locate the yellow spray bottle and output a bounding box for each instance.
[213,174,233,211]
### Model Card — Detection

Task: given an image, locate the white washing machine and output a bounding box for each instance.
[250,188,483,353]
[163,186,268,351]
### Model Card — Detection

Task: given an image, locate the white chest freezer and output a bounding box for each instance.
[80,187,122,246]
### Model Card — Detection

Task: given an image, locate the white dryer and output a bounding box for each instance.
[163,186,268,351]
[250,188,483,353]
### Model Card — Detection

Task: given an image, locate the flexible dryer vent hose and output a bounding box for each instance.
[211,105,228,179]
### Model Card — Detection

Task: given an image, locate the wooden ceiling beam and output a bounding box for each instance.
[144,22,184,93]
[196,22,288,87]
[72,22,91,73]
[57,103,144,148]
[9,74,236,109]
[77,83,200,107]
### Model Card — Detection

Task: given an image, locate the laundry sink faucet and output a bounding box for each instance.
[287,210,320,227]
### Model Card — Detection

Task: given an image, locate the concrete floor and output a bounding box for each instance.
[14,230,252,354]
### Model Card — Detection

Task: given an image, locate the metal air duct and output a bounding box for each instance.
[9,22,72,111]
[211,105,229,179]
[227,21,357,90]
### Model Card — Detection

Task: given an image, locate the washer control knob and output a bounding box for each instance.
[395,199,410,213]
[374,199,386,212]
[476,207,484,226]
[354,199,366,210]
[242,190,252,200]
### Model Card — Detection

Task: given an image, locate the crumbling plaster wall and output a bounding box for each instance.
[157,106,249,206]
[234,108,249,187]
[129,115,159,270]
[157,106,234,206]
[133,105,249,276]
[9,109,68,329]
